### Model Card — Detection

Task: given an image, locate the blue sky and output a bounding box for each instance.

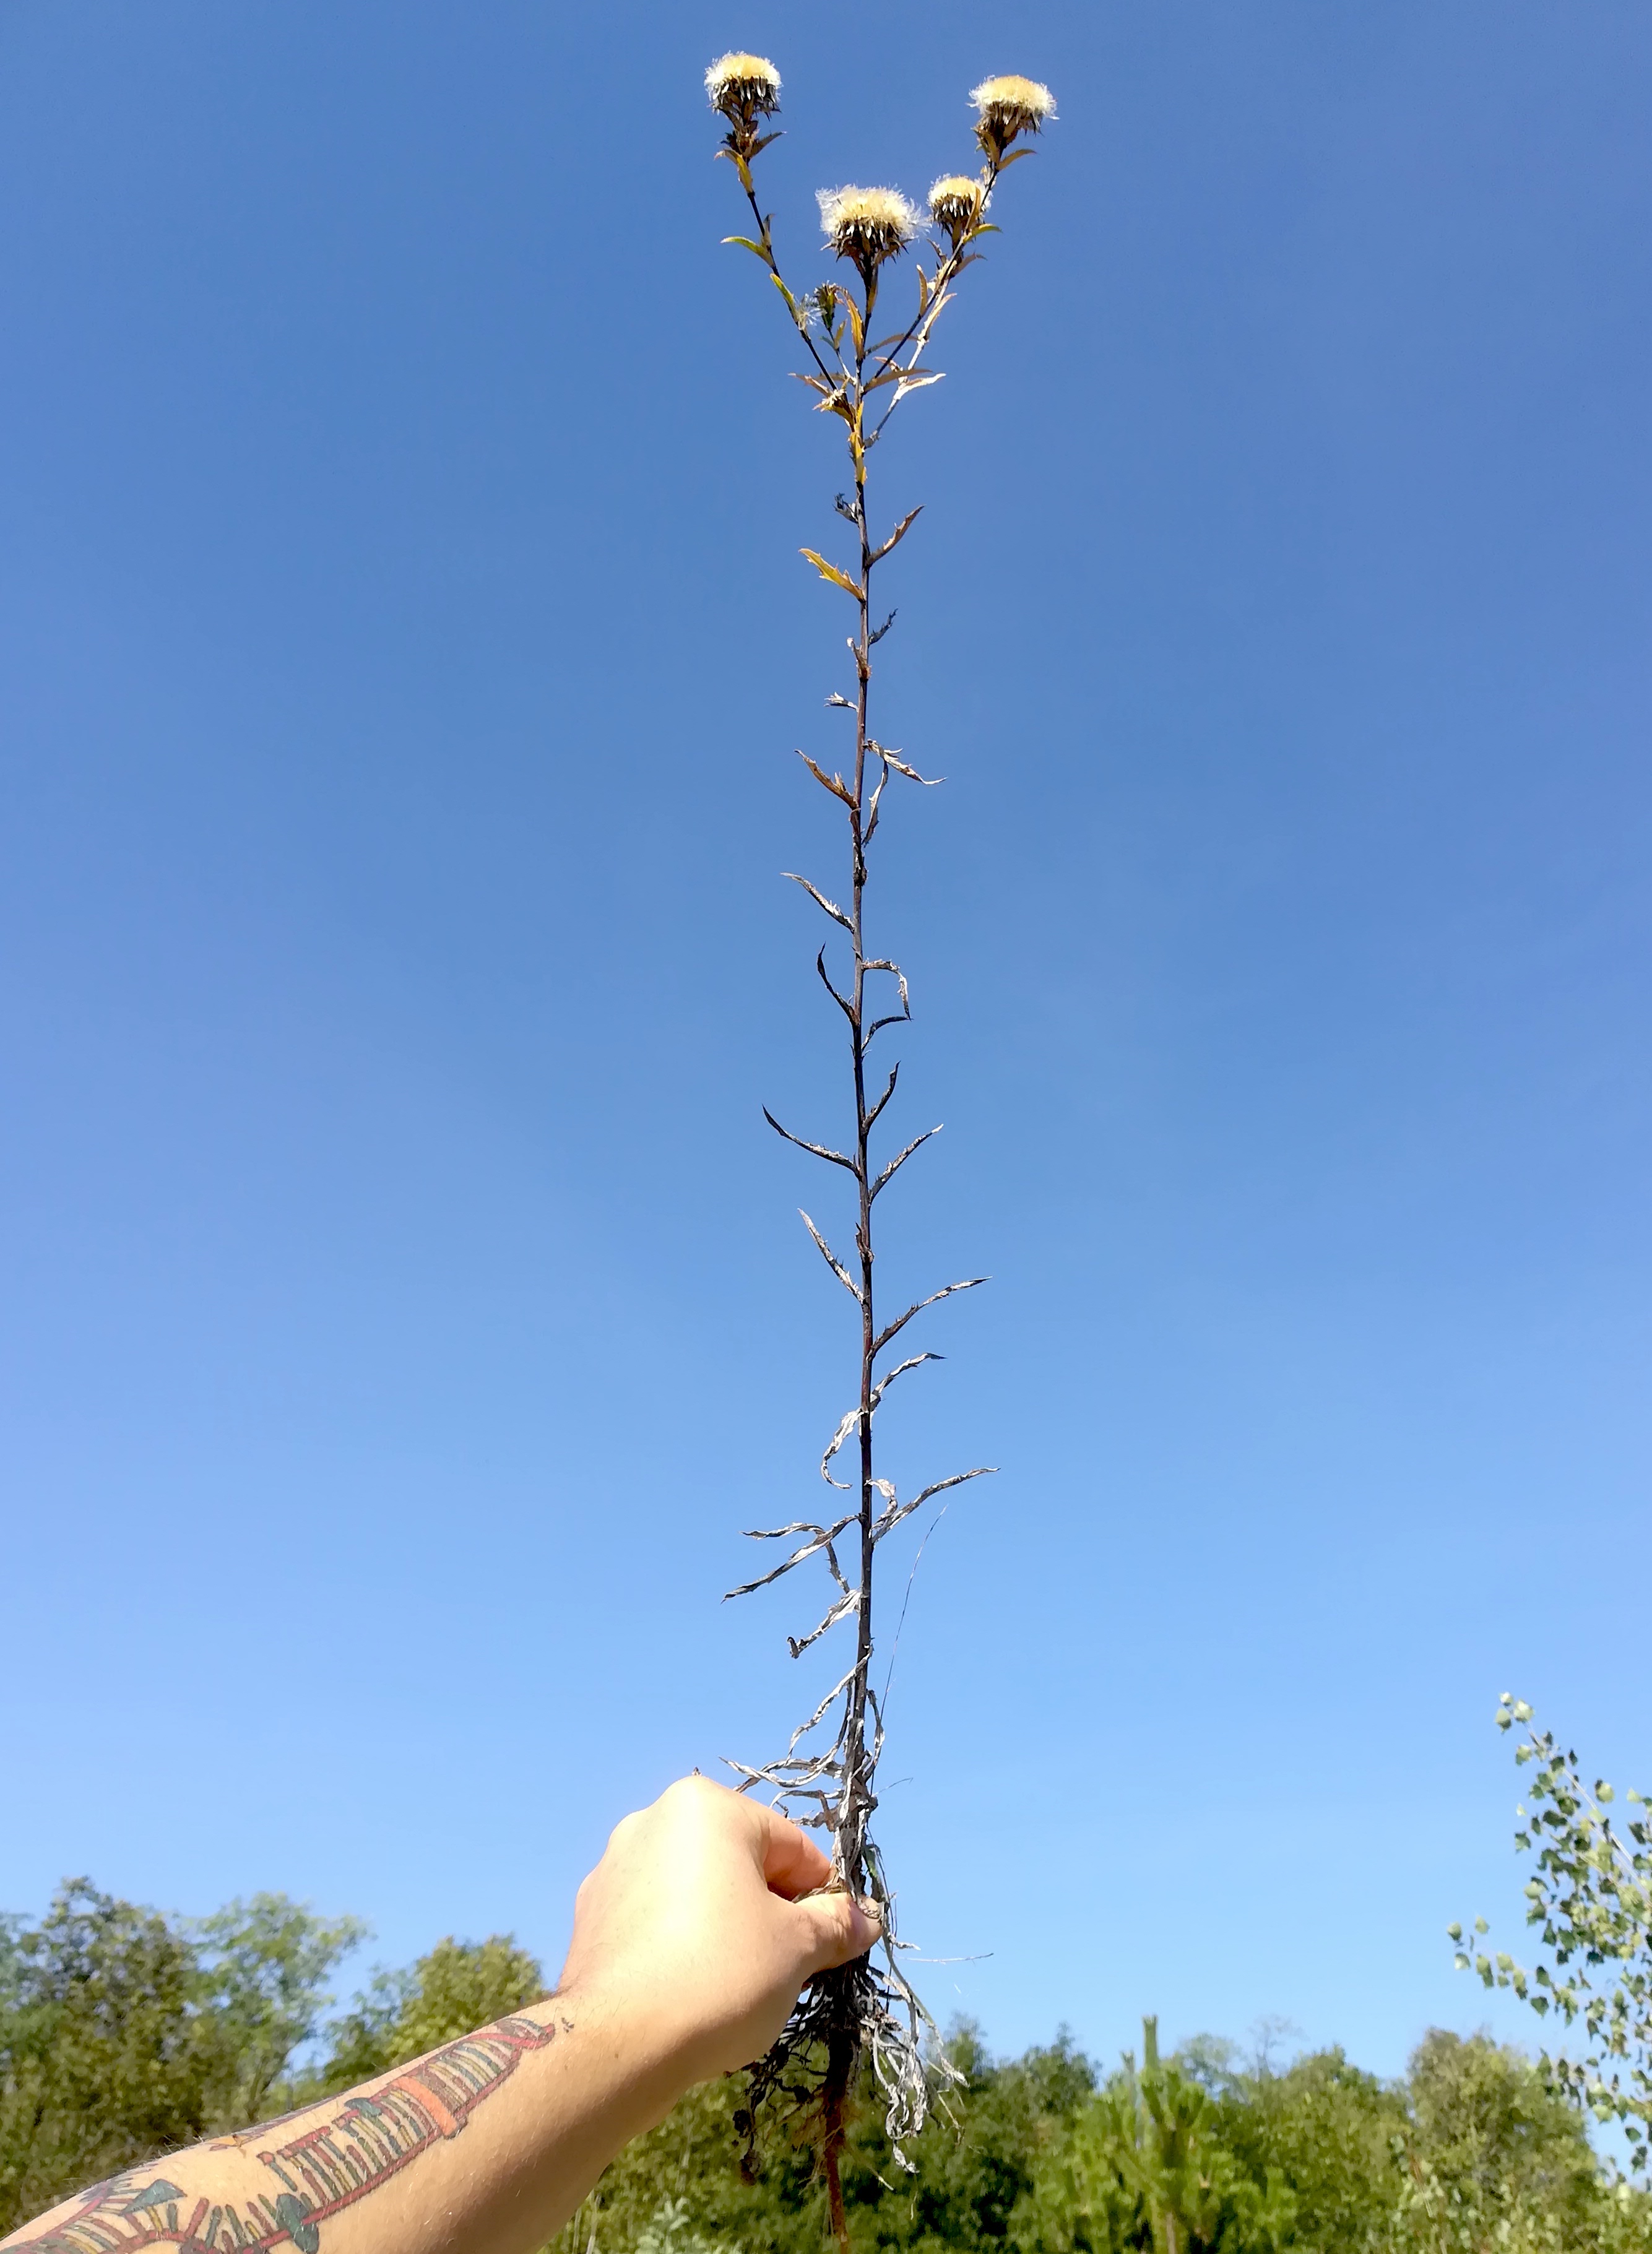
[2,0,1650,2083]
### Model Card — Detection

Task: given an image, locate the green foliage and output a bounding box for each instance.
[7,1862,1652,2254]
[634,2198,736,2254]
[0,1881,537,2235]
[1456,1697,1652,2167]
[552,2023,1096,2254]
[0,1881,213,2235]
[1206,2044,1403,2254]
[192,1894,367,2127]
[844,2029,1096,2254]
[1026,2019,1296,2254]
[1014,2021,1652,2254]
[316,1935,545,2091]
[0,1880,357,2237]
[1393,2030,1602,2254]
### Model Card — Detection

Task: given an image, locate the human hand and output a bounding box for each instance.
[555,1776,880,2097]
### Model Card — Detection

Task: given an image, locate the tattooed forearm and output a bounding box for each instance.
[10,2018,558,2254]
[6,1779,871,2254]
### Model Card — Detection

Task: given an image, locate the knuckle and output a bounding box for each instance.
[607,1810,644,1854]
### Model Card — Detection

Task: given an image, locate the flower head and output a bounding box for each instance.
[927,173,987,246]
[816,184,919,272]
[705,51,782,124]
[969,73,1057,157]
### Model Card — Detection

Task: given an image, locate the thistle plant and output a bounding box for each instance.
[702,51,1055,2241]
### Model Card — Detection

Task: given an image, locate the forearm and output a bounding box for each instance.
[4,1777,878,2254]
[4,1992,686,2254]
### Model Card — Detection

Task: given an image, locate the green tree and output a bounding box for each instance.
[0,1879,361,2235]
[845,2028,1096,2254]
[0,1881,213,2234]
[1454,1697,1652,2166]
[318,1935,543,2091]
[1395,2031,1604,2254]
[193,1894,365,2127]
[1031,2021,1294,2254]
[550,2024,1095,2254]
[1203,2044,1406,2254]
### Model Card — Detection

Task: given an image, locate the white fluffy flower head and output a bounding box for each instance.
[705,51,782,121]
[816,184,919,269]
[970,73,1057,152]
[927,173,987,243]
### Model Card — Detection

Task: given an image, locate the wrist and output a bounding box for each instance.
[542,1980,708,2135]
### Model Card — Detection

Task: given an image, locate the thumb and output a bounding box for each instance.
[791,1888,882,1975]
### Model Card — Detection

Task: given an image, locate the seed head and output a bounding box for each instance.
[969,73,1057,157]
[817,185,919,272]
[927,173,987,246]
[705,51,782,124]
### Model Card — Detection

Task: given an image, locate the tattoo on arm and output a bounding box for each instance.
[9,2017,559,2254]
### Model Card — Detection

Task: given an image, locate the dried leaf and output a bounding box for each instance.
[892,370,945,408]
[865,1063,901,1129]
[815,946,855,1021]
[787,1665,860,1755]
[799,1209,864,1302]
[871,1124,941,1199]
[788,1587,860,1660]
[763,1105,858,1174]
[869,1351,943,1409]
[820,1403,860,1487]
[796,748,857,806]
[872,507,923,564]
[873,1275,989,1355]
[885,752,941,785]
[873,1466,997,1542]
[724,1513,858,1599]
[801,546,860,597]
[782,871,853,931]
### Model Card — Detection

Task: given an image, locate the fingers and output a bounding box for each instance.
[751,1801,834,1899]
[790,1887,882,1975]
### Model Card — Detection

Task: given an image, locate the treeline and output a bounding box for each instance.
[576,2018,1652,2254]
[0,1880,540,2236]
[6,1881,1652,2254]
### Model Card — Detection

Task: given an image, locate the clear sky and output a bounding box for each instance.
[2,0,1649,2084]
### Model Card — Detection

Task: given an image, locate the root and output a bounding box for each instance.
[735,1941,961,2245]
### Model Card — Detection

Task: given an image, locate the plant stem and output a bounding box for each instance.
[842,269,876,1901]
[815,274,881,2254]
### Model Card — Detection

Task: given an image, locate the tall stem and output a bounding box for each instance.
[818,281,878,2254]
[841,272,876,1896]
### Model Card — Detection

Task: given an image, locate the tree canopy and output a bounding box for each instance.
[5,1871,1652,2254]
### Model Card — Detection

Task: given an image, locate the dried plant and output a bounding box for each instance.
[703,53,1055,2248]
